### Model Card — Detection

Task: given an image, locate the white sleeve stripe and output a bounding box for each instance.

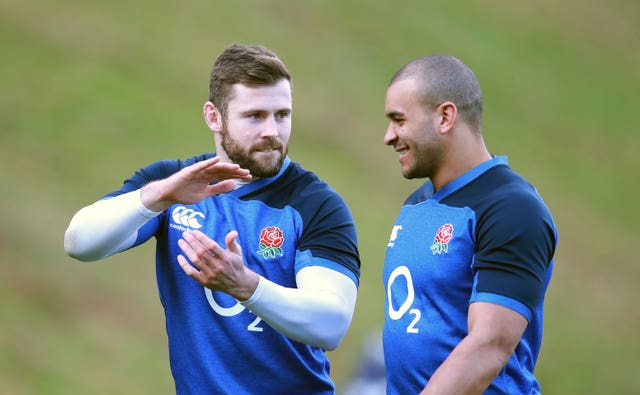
[240,266,357,350]
[64,189,160,261]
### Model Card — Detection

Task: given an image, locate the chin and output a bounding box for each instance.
[402,168,426,180]
[400,166,415,179]
[252,158,284,177]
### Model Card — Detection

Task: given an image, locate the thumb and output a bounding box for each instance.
[225,230,242,255]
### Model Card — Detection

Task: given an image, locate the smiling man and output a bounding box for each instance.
[381,54,557,395]
[64,44,360,395]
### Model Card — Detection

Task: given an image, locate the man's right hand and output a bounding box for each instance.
[141,157,251,212]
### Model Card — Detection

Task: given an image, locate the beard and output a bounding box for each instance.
[403,118,444,180]
[404,140,444,179]
[220,125,288,178]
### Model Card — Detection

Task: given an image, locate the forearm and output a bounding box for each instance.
[64,190,160,261]
[240,267,357,350]
[420,333,510,395]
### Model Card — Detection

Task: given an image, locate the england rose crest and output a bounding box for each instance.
[257,226,285,259]
[430,223,454,255]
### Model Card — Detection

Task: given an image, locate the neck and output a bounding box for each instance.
[432,133,491,191]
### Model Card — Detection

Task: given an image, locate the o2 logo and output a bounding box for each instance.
[204,288,264,332]
[387,265,421,333]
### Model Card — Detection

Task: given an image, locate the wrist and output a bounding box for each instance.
[236,272,261,302]
[141,181,174,212]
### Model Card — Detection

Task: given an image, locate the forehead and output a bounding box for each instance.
[385,78,423,114]
[228,79,292,112]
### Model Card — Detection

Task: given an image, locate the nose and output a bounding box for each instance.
[383,123,397,146]
[261,116,279,138]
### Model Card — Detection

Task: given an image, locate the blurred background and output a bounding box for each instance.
[1,0,638,394]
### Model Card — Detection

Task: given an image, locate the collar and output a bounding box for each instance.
[432,155,508,202]
[226,156,292,197]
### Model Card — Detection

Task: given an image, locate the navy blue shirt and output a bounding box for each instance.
[383,156,556,395]
[106,154,360,395]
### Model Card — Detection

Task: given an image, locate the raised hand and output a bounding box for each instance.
[141,157,251,212]
[176,230,260,300]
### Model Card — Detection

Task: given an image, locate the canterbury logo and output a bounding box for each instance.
[171,206,205,229]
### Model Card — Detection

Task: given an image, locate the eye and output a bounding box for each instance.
[392,117,405,127]
[248,112,264,120]
[275,111,290,119]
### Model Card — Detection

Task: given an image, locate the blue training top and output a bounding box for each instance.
[105,154,360,395]
[382,156,557,395]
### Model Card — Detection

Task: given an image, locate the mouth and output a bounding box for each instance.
[394,145,409,163]
[252,140,283,154]
[252,147,281,155]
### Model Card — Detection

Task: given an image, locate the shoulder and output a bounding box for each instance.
[285,162,351,214]
[258,161,350,213]
[448,164,552,223]
[462,164,557,253]
[282,162,360,278]
[478,165,554,228]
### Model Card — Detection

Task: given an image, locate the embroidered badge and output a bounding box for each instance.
[430,223,454,255]
[257,226,285,259]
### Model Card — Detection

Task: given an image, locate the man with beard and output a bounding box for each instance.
[64,44,360,395]
[381,54,557,394]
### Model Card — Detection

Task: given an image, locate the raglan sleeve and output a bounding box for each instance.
[471,190,557,321]
[294,186,361,286]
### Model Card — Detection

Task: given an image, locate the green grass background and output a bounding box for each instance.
[1,0,639,393]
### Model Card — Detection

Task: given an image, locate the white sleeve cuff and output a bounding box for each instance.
[239,267,357,350]
[64,189,161,261]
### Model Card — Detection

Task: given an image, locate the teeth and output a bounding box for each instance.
[397,148,408,161]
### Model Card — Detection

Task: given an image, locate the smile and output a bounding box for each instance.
[395,145,409,161]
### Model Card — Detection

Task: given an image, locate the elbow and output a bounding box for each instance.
[317,333,342,352]
[482,336,519,373]
[491,346,515,371]
[64,228,101,262]
[314,310,352,351]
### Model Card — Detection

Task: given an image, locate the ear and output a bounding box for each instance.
[437,101,457,134]
[203,101,223,132]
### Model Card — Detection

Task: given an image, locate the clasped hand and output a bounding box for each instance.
[177,230,260,301]
[140,156,258,300]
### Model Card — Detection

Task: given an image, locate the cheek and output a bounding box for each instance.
[397,123,414,143]
[277,121,292,140]
[228,120,256,139]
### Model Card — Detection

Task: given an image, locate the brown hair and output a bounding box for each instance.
[208,43,291,119]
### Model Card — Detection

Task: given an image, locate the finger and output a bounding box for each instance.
[201,162,252,180]
[189,230,224,257]
[225,230,242,255]
[206,180,237,195]
[196,156,222,168]
[209,169,252,182]
[177,254,202,279]
[177,237,207,271]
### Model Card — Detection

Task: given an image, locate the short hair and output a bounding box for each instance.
[208,43,291,118]
[390,54,483,131]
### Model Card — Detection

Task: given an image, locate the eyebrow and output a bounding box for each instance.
[239,108,291,116]
[385,111,404,120]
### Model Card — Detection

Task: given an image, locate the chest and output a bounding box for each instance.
[164,197,302,282]
[383,201,477,291]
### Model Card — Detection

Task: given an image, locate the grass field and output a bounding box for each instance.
[1,0,639,394]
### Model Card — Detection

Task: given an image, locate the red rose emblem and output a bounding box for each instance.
[257,226,285,258]
[435,224,454,244]
[430,223,454,255]
[259,226,284,248]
